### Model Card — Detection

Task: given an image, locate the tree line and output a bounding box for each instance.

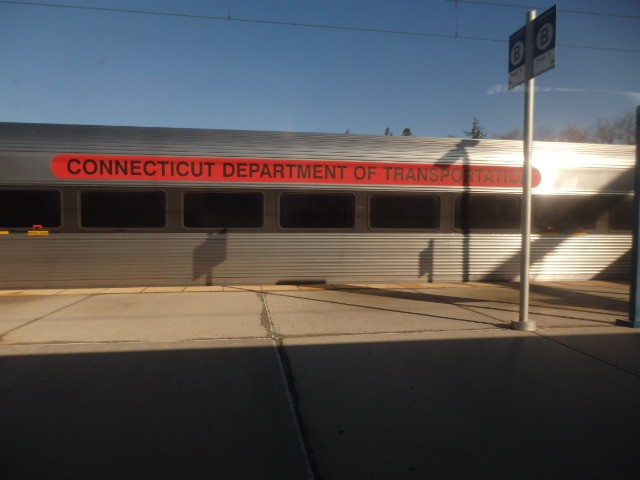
[493,110,635,144]
[365,110,635,144]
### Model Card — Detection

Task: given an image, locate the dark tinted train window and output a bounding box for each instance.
[81,191,165,228]
[184,192,263,228]
[280,193,354,228]
[609,196,633,231]
[454,195,520,230]
[533,196,599,233]
[0,190,61,228]
[370,195,439,229]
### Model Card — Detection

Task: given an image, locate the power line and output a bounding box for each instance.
[446,0,640,20]
[2,0,640,54]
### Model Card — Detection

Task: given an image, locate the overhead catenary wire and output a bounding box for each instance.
[1,0,639,54]
[444,0,640,20]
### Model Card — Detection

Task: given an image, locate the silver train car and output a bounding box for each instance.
[0,122,635,289]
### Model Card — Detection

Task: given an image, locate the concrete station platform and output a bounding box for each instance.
[1,281,639,479]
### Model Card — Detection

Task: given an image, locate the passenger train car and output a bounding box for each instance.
[0,122,635,289]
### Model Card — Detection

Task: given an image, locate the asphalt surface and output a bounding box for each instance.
[1,281,639,479]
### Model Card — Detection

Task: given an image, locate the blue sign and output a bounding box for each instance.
[507,5,556,88]
[508,26,526,89]
[532,5,556,77]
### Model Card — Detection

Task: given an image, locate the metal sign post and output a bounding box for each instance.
[512,9,537,331]
[508,6,556,332]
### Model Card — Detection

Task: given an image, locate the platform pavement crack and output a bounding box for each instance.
[258,293,320,480]
[406,287,510,325]
[0,294,96,343]
[531,330,640,380]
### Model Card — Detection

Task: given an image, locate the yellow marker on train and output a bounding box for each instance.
[28,225,50,236]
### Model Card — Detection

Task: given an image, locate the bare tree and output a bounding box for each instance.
[592,118,616,144]
[613,110,635,144]
[536,125,557,141]
[496,127,521,140]
[558,123,591,143]
[505,111,635,144]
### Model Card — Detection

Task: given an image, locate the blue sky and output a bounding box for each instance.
[1,0,638,138]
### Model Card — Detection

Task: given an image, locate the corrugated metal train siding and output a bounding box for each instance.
[0,234,630,289]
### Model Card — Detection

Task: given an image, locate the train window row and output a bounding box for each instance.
[0,189,633,232]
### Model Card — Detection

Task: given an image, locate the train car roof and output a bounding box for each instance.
[0,121,633,158]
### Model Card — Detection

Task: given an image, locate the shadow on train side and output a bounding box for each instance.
[492,195,631,282]
[2,334,639,479]
[595,249,632,280]
[436,139,479,282]
[418,239,435,281]
[192,229,227,286]
[428,146,632,282]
